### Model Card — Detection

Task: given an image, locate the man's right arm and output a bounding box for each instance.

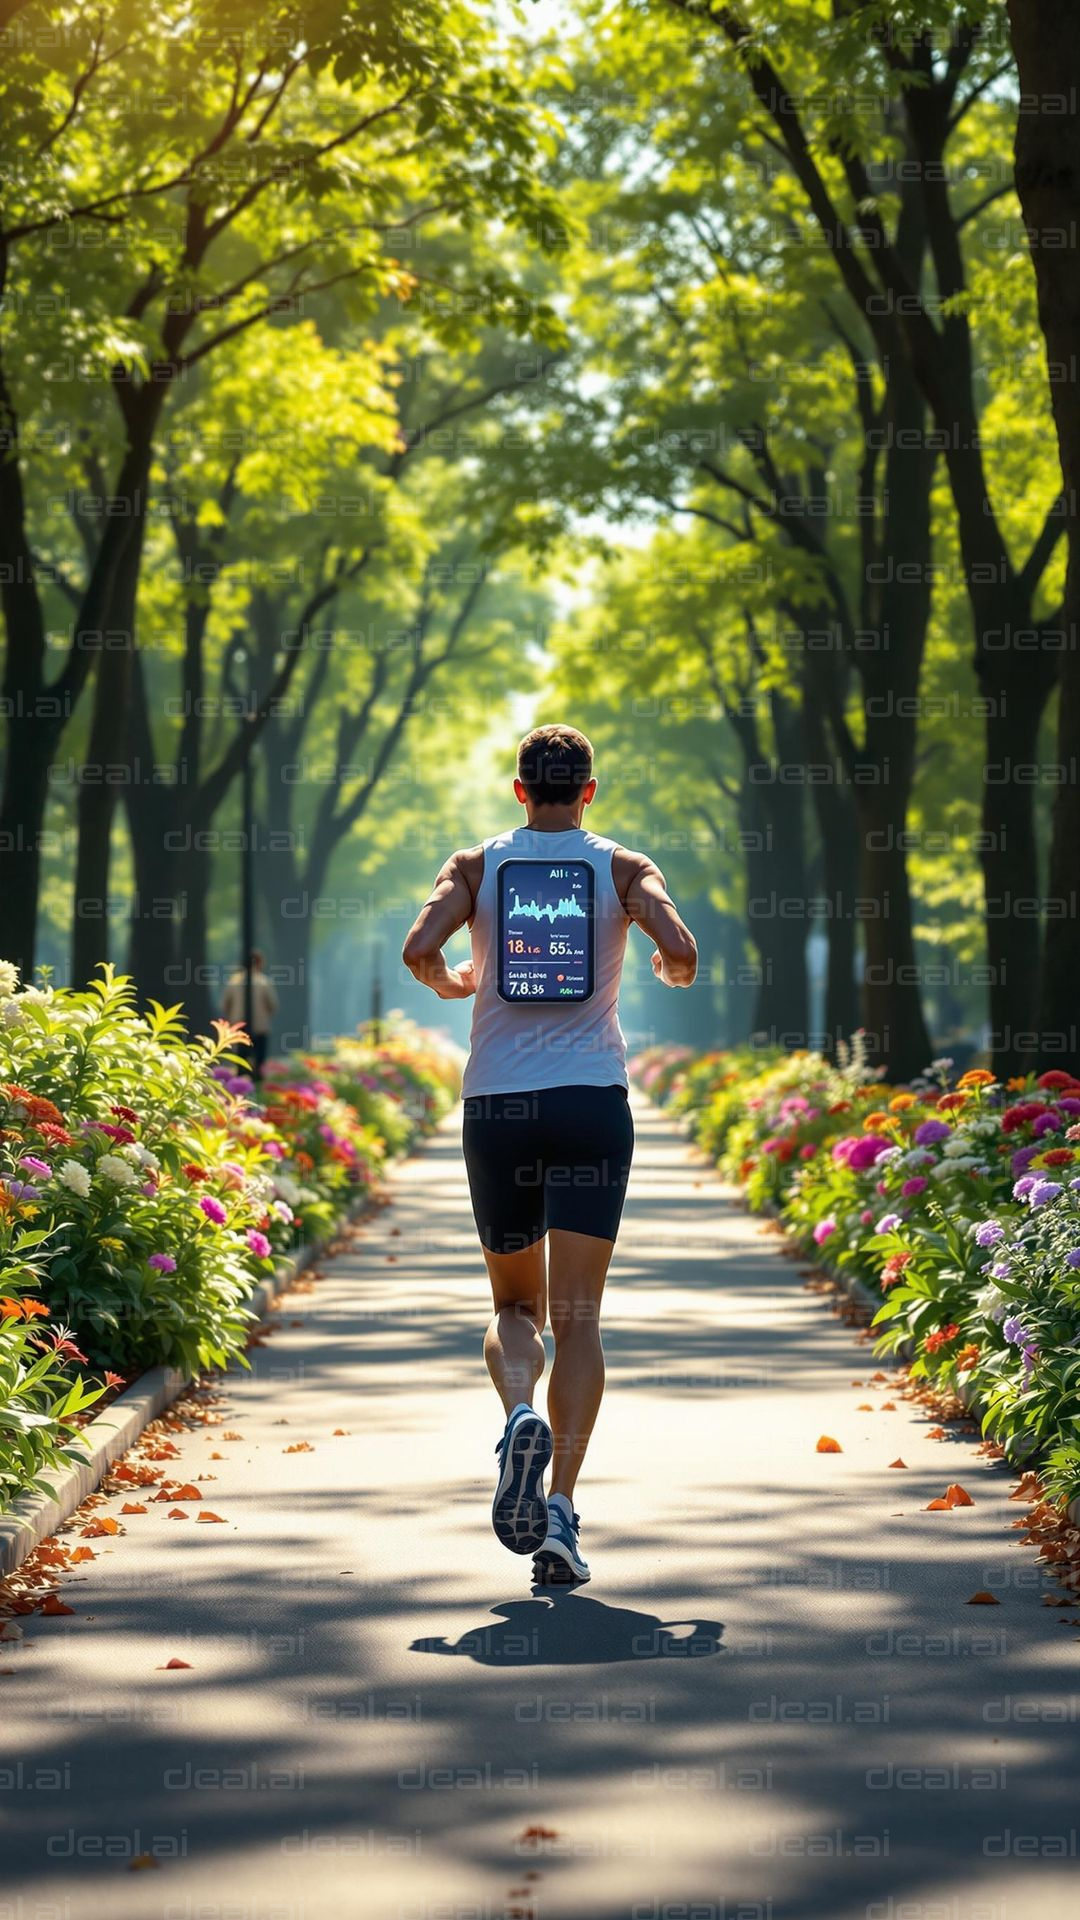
[621,853,698,988]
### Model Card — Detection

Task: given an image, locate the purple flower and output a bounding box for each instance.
[1056,1098,1080,1115]
[901,1177,928,1198]
[1,1177,33,1199]
[1013,1175,1037,1201]
[198,1195,227,1225]
[1028,1180,1062,1209]
[813,1218,836,1245]
[975,1221,1005,1247]
[148,1253,177,1273]
[986,1260,1013,1281]
[1032,1112,1063,1137]
[875,1213,901,1234]
[263,1140,286,1160]
[19,1154,52,1180]
[1022,1345,1039,1375]
[914,1120,952,1146]
[1011,1144,1041,1175]
[246,1230,271,1259]
[1066,1250,1080,1269]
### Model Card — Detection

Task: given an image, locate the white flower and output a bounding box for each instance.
[899,1148,933,1170]
[0,998,24,1029]
[18,984,53,1005]
[273,1173,304,1207]
[0,962,19,997]
[97,1152,139,1187]
[123,1143,159,1172]
[976,1282,1008,1320]
[58,1159,91,1198]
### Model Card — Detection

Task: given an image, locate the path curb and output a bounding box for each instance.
[0,1190,375,1579]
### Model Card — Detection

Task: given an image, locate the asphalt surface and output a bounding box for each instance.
[2,1095,1078,1920]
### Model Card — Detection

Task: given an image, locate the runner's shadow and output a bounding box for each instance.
[410,1595,723,1665]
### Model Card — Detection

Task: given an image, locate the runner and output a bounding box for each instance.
[402,723,697,1585]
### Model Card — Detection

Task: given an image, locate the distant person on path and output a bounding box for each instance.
[221,950,279,1083]
[403,724,697,1585]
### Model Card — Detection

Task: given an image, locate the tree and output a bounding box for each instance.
[0,0,564,980]
[1006,0,1080,1061]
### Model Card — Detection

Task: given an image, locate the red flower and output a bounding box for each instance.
[923,1323,961,1355]
[1041,1148,1075,1166]
[1001,1103,1050,1133]
[110,1104,140,1124]
[1036,1071,1080,1091]
[182,1163,209,1183]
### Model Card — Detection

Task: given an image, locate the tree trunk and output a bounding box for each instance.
[1008,0,1080,1063]
[71,438,153,986]
[802,691,860,1056]
[979,646,1056,1075]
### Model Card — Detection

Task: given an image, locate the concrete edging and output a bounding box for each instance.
[0,1189,375,1579]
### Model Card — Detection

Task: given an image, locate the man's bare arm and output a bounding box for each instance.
[620,853,698,987]
[401,849,481,999]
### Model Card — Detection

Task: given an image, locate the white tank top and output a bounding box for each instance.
[460,825,631,1099]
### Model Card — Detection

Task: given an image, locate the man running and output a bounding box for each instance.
[402,724,697,1585]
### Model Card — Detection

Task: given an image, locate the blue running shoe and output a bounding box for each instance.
[533,1496,590,1586]
[492,1404,552,1554]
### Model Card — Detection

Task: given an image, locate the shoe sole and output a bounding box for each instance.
[492,1415,552,1554]
[532,1545,591,1587]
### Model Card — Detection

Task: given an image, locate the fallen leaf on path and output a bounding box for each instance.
[332,1428,349,1436]
[172,1484,202,1500]
[196,1511,226,1523]
[966,1591,1000,1605]
[816,1436,843,1453]
[870,1371,888,1383]
[283,1442,314,1453]
[926,1498,952,1511]
[880,1401,897,1411]
[927,1427,946,1440]
[1010,1472,1043,1501]
[221,1431,243,1441]
[121,1503,147,1515]
[158,1658,191,1669]
[945,1483,975,1507]
[209,1452,225,1460]
[887,1459,907,1469]
[167,1508,190,1519]
[39,1594,74,1615]
[80,1518,119,1537]
[856,1404,874,1412]
[70,1547,95,1562]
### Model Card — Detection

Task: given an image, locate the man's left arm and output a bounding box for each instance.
[401,850,478,999]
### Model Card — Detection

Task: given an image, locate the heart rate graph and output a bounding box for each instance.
[497,859,595,1003]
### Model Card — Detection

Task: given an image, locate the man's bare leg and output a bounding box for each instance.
[481,1239,547,1415]
[546,1227,615,1502]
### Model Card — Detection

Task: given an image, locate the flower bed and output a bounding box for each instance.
[631,1042,1080,1508]
[0,966,461,1512]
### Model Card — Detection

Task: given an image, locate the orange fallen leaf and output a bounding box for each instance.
[945,1483,974,1507]
[966,1591,1000,1605]
[880,1401,897,1411]
[283,1442,314,1453]
[121,1502,147,1515]
[80,1518,119,1537]
[167,1508,190,1519]
[926,1499,952,1511]
[172,1484,202,1501]
[70,1546,95,1563]
[816,1436,843,1453]
[158,1658,192,1669]
[196,1511,226,1523]
[850,1379,863,1386]
[332,1428,349,1436]
[209,1451,225,1460]
[856,1403,874,1412]
[927,1427,946,1440]
[887,1458,907,1469]
[39,1594,74,1615]
[870,1371,888,1382]
[221,1431,243,1441]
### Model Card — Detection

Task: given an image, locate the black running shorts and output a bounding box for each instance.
[461,1083,635,1254]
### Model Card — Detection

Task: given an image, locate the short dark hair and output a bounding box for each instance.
[516,724,594,806]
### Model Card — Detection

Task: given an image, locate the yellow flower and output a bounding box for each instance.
[889,1093,916,1111]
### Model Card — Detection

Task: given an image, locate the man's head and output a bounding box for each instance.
[514,723,596,817]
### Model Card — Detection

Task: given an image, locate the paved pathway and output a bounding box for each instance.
[3,1098,1079,1920]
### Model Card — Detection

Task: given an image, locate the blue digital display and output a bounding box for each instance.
[496,859,595,1002]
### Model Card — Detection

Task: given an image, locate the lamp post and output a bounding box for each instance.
[370,939,383,1045]
[226,637,257,1076]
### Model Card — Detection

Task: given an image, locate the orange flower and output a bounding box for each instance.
[862,1111,891,1130]
[956,1344,981,1371]
[0,1297,49,1320]
[1,1084,65,1128]
[1006,1076,1029,1092]
[936,1092,968,1112]
[957,1069,995,1089]
[889,1093,916,1112]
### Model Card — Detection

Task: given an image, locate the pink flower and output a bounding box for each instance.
[813,1218,836,1245]
[901,1177,928,1197]
[246,1230,271,1259]
[198,1195,227,1225]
